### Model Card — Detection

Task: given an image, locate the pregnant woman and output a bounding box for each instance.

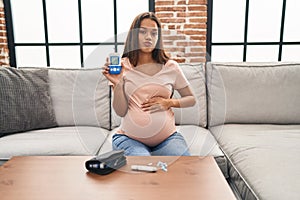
[102,12,196,156]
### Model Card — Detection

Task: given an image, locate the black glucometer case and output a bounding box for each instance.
[85,150,126,175]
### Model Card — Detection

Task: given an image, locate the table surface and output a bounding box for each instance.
[0,156,236,200]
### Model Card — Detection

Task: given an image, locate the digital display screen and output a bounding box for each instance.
[110,56,120,65]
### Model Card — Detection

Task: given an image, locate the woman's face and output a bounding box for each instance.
[138,18,158,54]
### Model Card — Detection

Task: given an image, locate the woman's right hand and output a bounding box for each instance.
[102,57,125,86]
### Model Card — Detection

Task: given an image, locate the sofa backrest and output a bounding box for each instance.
[111,63,207,128]
[206,62,300,127]
[47,68,110,129]
[173,63,207,127]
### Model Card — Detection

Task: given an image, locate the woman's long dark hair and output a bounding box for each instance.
[122,12,169,67]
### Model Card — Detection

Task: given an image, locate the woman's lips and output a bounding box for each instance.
[143,42,152,47]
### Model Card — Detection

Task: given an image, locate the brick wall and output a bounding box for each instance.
[155,0,207,63]
[0,0,9,66]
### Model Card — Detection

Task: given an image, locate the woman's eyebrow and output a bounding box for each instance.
[140,27,158,31]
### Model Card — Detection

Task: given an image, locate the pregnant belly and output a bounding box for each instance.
[121,109,175,141]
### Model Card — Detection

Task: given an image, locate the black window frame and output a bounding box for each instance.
[4,0,155,67]
[206,0,300,62]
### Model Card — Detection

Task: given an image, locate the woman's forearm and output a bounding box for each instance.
[112,79,128,117]
[168,95,196,108]
[170,86,196,108]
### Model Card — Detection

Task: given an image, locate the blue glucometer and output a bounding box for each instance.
[109,53,122,74]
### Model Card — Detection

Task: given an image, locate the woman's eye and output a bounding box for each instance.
[139,30,146,34]
[151,32,158,37]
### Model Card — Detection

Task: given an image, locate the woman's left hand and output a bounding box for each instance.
[141,97,171,113]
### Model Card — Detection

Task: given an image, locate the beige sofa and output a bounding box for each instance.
[0,64,224,170]
[1,62,300,200]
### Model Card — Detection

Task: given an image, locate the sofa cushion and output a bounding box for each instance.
[0,126,110,159]
[176,125,223,157]
[111,63,207,128]
[0,67,57,137]
[206,62,300,126]
[47,68,110,129]
[210,124,300,200]
[177,125,227,178]
[173,63,207,127]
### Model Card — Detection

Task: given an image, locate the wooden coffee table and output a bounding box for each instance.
[0,156,236,200]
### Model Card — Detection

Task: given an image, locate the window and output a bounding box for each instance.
[207,0,300,62]
[4,0,154,68]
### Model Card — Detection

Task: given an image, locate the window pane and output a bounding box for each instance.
[212,0,245,42]
[49,46,81,67]
[46,0,79,43]
[282,45,300,62]
[83,45,115,68]
[117,45,125,56]
[117,32,128,45]
[11,0,45,43]
[246,45,279,61]
[81,1,114,43]
[247,0,282,42]
[211,46,244,62]
[283,0,300,42]
[16,46,47,67]
[116,0,149,42]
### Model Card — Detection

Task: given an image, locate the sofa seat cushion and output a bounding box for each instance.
[0,126,110,159]
[210,124,300,200]
[176,125,223,157]
[178,125,228,178]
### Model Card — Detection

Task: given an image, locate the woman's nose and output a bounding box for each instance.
[145,31,152,40]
